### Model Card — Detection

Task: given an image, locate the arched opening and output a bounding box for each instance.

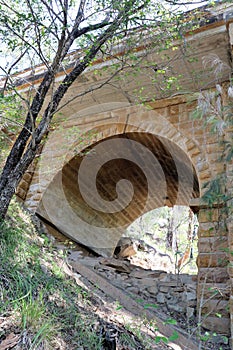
[37,131,200,257]
[123,205,199,274]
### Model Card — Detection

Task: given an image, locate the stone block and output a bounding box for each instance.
[167,301,185,313]
[178,274,196,284]
[198,236,228,253]
[137,278,157,289]
[182,291,197,301]
[201,299,229,318]
[197,252,228,268]
[210,163,226,175]
[179,121,193,131]
[159,286,170,293]
[206,143,224,154]
[199,169,211,181]
[198,267,229,283]
[18,179,29,192]
[126,286,139,294]
[201,316,230,335]
[150,107,168,117]
[149,95,187,109]
[167,114,179,124]
[198,222,227,238]
[15,187,26,200]
[147,286,159,295]
[198,209,221,223]
[22,172,33,183]
[156,293,166,303]
[197,282,230,300]
[186,306,195,318]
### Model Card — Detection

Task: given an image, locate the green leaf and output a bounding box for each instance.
[169,331,179,341]
[144,303,158,309]
[155,336,168,344]
[164,318,177,325]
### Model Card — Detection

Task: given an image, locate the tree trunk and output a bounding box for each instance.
[0,3,145,221]
[0,182,16,220]
[0,142,37,220]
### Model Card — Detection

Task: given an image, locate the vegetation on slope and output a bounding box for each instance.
[0,200,174,350]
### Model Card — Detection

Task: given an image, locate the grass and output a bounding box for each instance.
[0,202,82,348]
[0,200,156,350]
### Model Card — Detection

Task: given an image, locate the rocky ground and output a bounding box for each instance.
[50,230,230,350]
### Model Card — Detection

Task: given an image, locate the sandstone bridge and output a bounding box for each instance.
[14,5,233,341]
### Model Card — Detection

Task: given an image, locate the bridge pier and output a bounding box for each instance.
[197,207,230,336]
[226,156,233,348]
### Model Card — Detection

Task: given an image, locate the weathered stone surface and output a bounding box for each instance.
[157,293,166,304]
[115,237,137,258]
[137,278,157,289]
[186,307,195,319]
[201,299,229,318]
[198,267,229,283]
[147,286,159,295]
[198,208,221,223]
[197,252,229,268]
[15,187,26,200]
[167,302,185,313]
[22,172,33,183]
[130,269,166,279]
[202,316,230,335]
[197,282,231,300]
[198,236,228,252]
[182,291,197,302]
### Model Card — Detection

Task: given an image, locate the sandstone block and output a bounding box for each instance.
[22,172,33,183]
[197,252,228,268]
[198,208,221,223]
[167,114,179,124]
[198,222,227,237]
[198,267,229,283]
[197,282,230,300]
[199,169,211,181]
[138,278,157,289]
[147,286,159,295]
[167,302,185,313]
[182,291,197,302]
[169,104,179,116]
[201,316,230,335]
[156,293,166,303]
[198,236,228,253]
[201,299,229,318]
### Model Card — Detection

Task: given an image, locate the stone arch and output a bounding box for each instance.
[34,104,205,257]
[23,103,231,335]
[32,104,209,204]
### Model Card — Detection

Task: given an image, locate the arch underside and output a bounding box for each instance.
[37,132,200,256]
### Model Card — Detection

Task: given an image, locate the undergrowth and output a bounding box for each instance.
[0,200,148,350]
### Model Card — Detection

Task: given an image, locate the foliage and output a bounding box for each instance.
[0,200,159,349]
[127,205,198,274]
[0,0,214,218]
[190,58,233,208]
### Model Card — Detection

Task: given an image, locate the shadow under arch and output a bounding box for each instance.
[37,130,200,257]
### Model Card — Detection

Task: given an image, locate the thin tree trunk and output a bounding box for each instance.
[0,145,37,219]
[0,1,147,221]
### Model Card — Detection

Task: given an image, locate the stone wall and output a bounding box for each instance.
[75,253,198,330]
[16,92,233,336]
